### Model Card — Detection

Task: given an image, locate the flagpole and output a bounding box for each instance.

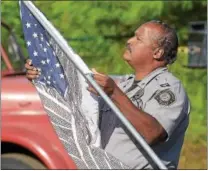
[22,1,167,169]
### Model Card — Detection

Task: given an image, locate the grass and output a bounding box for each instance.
[179,136,207,169]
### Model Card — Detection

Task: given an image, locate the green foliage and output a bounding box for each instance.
[169,52,207,143]
[2,1,206,72]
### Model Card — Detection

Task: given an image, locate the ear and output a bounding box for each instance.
[153,48,164,60]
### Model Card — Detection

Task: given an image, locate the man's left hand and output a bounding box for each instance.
[87,68,117,96]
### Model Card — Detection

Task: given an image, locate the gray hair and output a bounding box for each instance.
[147,20,179,64]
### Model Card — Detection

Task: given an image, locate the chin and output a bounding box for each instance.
[123,54,130,61]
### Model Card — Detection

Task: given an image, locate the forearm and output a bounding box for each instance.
[111,86,166,145]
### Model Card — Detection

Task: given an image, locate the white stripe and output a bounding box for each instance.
[60,137,74,143]
[104,151,112,169]
[69,154,83,161]
[104,157,112,169]
[120,161,124,169]
[105,151,124,169]
[36,86,71,113]
[64,86,69,99]
[71,115,89,168]
[44,105,71,124]
[105,151,110,160]
[51,121,71,130]
[87,146,100,169]
[39,81,46,87]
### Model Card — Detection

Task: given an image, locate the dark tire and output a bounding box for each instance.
[1,153,46,170]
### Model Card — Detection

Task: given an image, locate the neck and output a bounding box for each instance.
[134,65,165,80]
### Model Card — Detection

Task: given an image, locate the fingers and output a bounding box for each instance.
[87,83,113,96]
[88,68,115,96]
[93,73,106,81]
[90,68,113,87]
[26,68,40,79]
[93,77,107,87]
[26,73,39,80]
[26,59,32,65]
[27,68,39,76]
[25,59,41,80]
[92,68,105,76]
[25,59,34,70]
[92,68,108,81]
[91,68,98,73]
[87,85,99,95]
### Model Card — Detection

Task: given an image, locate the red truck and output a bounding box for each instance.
[1,22,77,169]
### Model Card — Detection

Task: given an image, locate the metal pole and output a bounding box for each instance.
[21,1,167,169]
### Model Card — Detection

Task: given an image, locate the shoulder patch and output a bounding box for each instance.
[154,89,175,106]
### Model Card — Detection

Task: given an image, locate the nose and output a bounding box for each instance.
[127,36,135,45]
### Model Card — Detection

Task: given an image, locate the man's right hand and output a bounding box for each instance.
[25,59,41,81]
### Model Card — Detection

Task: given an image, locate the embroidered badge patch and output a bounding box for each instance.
[154,89,175,106]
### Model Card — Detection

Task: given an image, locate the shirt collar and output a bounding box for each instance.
[121,67,168,93]
[134,67,168,89]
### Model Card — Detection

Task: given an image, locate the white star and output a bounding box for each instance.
[33,51,38,57]
[27,41,31,46]
[46,42,50,46]
[44,77,47,80]
[29,13,32,16]
[33,32,38,38]
[60,73,64,79]
[53,80,56,84]
[55,63,60,68]
[26,22,31,28]
[43,48,47,52]
[41,60,46,65]
[48,76,51,79]
[34,24,37,27]
[46,58,50,64]
[47,81,51,85]
[39,44,43,47]
[41,37,44,41]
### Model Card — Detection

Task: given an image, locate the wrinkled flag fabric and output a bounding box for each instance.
[19,1,129,169]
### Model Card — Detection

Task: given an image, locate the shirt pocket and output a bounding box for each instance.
[131,95,144,110]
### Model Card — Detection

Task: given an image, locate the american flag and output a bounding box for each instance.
[20,2,68,98]
[19,1,129,169]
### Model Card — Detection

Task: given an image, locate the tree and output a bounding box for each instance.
[1,1,206,73]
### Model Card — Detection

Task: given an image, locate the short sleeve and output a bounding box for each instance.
[144,83,190,140]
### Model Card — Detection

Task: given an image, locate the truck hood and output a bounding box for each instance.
[1,74,46,116]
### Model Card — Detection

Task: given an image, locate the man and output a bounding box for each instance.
[25,20,190,169]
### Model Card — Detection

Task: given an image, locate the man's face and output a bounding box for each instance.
[123,23,159,69]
